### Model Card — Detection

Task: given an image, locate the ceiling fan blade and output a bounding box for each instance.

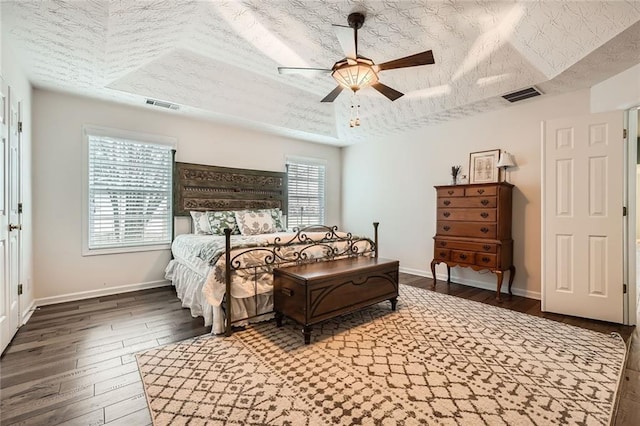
[278,67,332,75]
[332,24,356,59]
[377,50,435,72]
[321,85,344,103]
[371,82,404,101]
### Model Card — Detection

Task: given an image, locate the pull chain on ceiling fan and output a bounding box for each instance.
[278,12,436,104]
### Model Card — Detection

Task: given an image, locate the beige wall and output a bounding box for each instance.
[32,90,342,302]
[342,89,598,299]
[591,62,640,113]
[29,81,639,304]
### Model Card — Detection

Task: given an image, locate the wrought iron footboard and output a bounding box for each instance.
[222,222,380,336]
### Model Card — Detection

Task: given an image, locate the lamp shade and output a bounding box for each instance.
[497,152,516,168]
[332,63,379,92]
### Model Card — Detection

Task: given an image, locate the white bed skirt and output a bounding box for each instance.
[165,259,274,334]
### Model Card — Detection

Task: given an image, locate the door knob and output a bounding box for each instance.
[9,223,21,231]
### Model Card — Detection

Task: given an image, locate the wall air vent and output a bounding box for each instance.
[502,86,542,103]
[145,98,179,110]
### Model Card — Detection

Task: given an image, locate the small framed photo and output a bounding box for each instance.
[469,149,500,184]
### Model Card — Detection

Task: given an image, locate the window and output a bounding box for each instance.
[83,126,176,255]
[286,158,326,228]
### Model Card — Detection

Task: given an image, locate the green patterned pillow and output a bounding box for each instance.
[234,210,277,235]
[206,210,240,235]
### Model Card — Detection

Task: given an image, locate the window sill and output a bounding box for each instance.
[82,243,171,257]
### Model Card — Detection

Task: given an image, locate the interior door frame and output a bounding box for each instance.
[625,107,639,326]
[17,100,24,322]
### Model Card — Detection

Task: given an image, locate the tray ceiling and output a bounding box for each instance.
[2,1,640,146]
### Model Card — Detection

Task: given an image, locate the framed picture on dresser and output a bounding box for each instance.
[469,149,500,184]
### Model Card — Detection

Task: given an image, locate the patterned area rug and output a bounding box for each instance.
[136,285,626,425]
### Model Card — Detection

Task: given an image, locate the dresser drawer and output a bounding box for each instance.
[435,239,498,253]
[434,248,450,261]
[438,197,497,208]
[451,250,474,264]
[437,222,497,238]
[465,185,498,197]
[436,187,465,197]
[475,253,497,268]
[437,208,496,222]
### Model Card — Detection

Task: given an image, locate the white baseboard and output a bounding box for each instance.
[21,299,36,325]
[35,280,172,307]
[399,266,431,278]
[399,266,541,300]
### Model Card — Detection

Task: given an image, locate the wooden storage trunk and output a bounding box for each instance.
[274,257,399,344]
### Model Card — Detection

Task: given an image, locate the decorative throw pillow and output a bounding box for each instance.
[268,208,287,232]
[190,211,212,235]
[235,210,277,235]
[254,208,286,232]
[207,210,239,235]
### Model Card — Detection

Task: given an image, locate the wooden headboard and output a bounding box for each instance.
[173,162,287,216]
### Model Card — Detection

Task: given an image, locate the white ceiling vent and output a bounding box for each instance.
[145,98,179,110]
[502,86,542,103]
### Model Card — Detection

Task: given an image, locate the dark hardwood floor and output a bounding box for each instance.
[0,287,209,425]
[0,275,637,425]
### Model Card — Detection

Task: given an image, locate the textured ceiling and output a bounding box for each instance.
[2,1,640,146]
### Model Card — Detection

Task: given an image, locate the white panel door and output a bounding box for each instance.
[1,80,20,354]
[543,111,624,323]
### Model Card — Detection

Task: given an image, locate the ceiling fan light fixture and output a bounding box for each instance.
[332,63,379,92]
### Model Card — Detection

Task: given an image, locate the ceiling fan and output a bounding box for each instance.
[278,12,435,103]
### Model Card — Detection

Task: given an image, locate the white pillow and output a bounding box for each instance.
[190,211,212,235]
[234,210,277,235]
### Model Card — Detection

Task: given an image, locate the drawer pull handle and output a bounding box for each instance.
[440,242,447,247]
[481,199,489,206]
[477,189,485,194]
[443,226,451,231]
[439,252,447,258]
[443,200,451,206]
[480,212,489,218]
[483,245,491,251]
[481,257,490,263]
[459,254,467,260]
[480,227,489,233]
[447,190,454,195]
[443,212,451,217]
[281,288,294,297]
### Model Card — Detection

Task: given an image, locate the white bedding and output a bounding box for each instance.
[166,230,374,333]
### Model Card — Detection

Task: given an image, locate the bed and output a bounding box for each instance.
[166,162,377,335]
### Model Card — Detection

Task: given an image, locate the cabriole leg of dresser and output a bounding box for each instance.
[430,260,438,287]
[495,270,504,301]
[508,266,516,295]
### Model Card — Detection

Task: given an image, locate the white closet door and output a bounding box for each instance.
[1,81,20,354]
[542,111,624,323]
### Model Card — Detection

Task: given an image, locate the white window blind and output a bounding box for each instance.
[286,160,325,228]
[87,134,173,250]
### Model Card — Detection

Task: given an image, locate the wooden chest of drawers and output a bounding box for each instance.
[431,182,515,300]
